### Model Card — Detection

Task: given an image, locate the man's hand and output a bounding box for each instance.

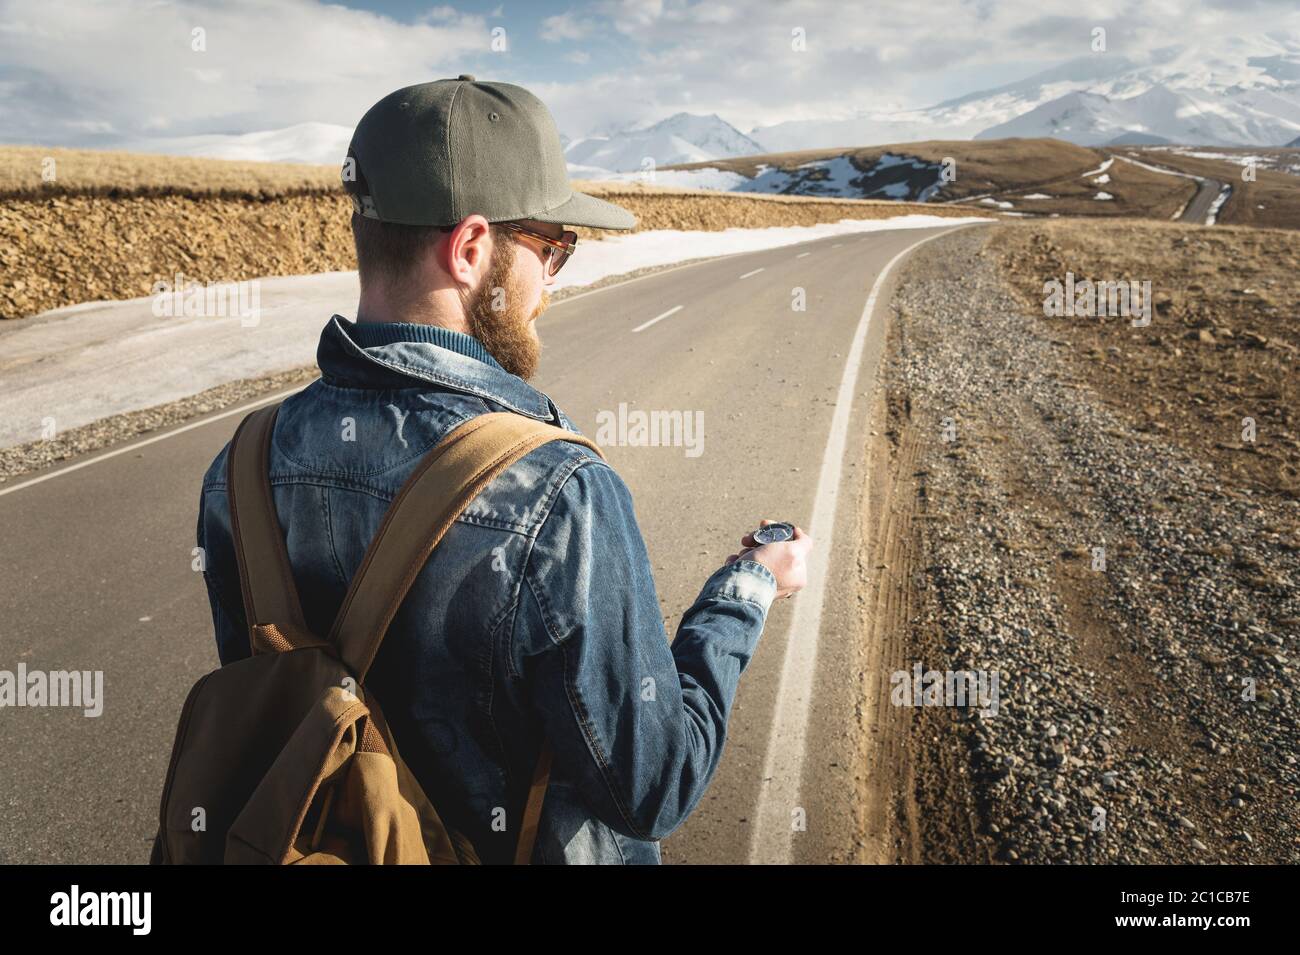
[724,518,814,600]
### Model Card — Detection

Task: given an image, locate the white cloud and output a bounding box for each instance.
[0,0,491,146]
[542,0,1300,135]
[540,12,591,42]
[1,0,1297,149]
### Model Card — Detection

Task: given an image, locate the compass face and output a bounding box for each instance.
[752,522,795,546]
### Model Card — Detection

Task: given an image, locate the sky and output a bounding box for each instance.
[1,0,1298,149]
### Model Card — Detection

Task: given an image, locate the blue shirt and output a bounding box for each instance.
[197,315,777,864]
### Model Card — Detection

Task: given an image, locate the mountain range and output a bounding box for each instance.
[564,113,767,174]
[106,35,1300,171]
[585,36,1300,174]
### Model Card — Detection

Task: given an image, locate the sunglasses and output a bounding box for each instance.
[497,221,578,277]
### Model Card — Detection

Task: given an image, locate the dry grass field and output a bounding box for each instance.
[991,218,1300,502]
[1113,147,1300,231]
[0,144,340,198]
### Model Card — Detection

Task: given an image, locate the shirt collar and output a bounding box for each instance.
[347,319,506,370]
[316,314,560,422]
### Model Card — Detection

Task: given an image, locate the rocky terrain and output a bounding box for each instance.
[877,223,1298,863]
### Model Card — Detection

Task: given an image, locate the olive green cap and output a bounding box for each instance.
[342,75,636,231]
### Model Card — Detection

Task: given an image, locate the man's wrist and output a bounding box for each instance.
[700,558,778,614]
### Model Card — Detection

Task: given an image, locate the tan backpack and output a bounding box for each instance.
[150,403,605,865]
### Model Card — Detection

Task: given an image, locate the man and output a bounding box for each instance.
[197,76,812,864]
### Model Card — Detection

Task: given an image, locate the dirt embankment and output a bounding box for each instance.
[869,221,1298,863]
[0,145,977,320]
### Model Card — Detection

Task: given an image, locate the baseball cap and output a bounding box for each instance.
[343,75,636,231]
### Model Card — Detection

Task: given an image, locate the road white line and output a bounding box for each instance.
[632,304,684,333]
[747,225,975,865]
[552,228,836,309]
[796,252,811,259]
[0,237,815,493]
[549,256,725,309]
[0,225,961,495]
[0,385,307,498]
[739,268,765,279]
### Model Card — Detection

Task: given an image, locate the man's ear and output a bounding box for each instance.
[441,215,493,288]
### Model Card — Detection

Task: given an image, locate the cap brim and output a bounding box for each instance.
[529,189,637,231]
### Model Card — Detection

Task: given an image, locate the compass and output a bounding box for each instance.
[750,522,795,546]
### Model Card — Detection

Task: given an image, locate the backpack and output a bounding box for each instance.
[149,403,606,864]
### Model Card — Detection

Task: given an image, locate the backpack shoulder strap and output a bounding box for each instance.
[227,403,309,646]
[328,410,605,680]
[331,410,605,867]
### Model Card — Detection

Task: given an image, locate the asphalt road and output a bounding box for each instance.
[1112,151,1228,224]
[0,223,974,864]
[1180,175,1229,224]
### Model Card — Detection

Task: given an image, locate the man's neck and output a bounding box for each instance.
[356,287,470,335]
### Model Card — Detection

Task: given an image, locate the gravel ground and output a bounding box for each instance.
[884,227,1298,863]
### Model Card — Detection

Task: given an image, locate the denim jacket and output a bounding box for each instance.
[197,314,778,864]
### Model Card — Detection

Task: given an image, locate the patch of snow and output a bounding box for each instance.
[738,155,864,195]
[1163,148,1269,167]
[1094,191,1114,200]
[1081,157,1115,178]
[586,166,752,191]
[1206,184,1232,225]
[120,122,353,166]
[0,216,993,448]
[603,152,949,202]
[1021,193,1054,199]
[1092,173,1111,184]
[1113,154,1203,181]
[979,198,1015,209]
[554,216,993,287]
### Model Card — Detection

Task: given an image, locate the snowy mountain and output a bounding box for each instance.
[752,36,1300,149]
[565,112,766,173]
[751,54,1146,150]
[106,35,1300,170]
[977,83,1300,146]
[120,122,353,166]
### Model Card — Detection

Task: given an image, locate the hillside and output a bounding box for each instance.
[660,138,1198,220]
[1114,147,1300,230]
[0,146,979,320]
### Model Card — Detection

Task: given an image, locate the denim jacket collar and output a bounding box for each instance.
[316,314,560,422]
